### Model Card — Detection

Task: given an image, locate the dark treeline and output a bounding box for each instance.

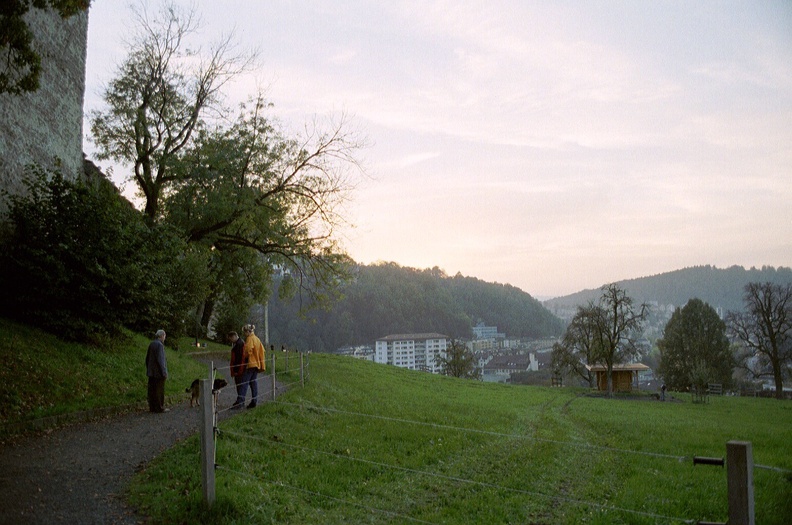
[267,262,565,352]
[545,265,792,313]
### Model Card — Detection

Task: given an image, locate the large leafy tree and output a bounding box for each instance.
[164,96,362,329]
[0,0,89,95]
[727,282,792,399]
[90,3,364,336]
[551,303,601,387]
[657,298,733,391]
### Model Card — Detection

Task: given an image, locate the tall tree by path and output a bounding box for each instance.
[166,96,364,322]
[89,1,366,336]
[90,0,256,221]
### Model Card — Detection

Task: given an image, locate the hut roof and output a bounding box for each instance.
[585,363,650,373]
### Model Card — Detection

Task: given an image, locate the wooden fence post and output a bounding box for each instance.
[727,441,754,525]
[199,379,215,507]
[300,352,305,388]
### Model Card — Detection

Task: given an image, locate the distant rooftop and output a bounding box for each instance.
[377,333,448,342]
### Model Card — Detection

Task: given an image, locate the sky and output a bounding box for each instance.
[82,1,792,299]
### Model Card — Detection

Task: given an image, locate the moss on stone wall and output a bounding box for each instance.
[0,7,88,212]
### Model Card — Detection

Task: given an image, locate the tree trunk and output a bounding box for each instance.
[606,364,613,398]
[200,298,215,330]
[773,358,784,400]
[194,302,206,344]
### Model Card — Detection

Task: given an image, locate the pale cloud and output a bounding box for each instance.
[84,0,792,297]
[375,151,441,170]
[329,49,359,65]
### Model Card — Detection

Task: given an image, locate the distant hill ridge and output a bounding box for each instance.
[266,262,565,352]
[543,265,792,313]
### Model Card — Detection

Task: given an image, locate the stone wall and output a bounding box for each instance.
[0,7,88,212]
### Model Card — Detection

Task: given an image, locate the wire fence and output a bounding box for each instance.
[198,361,790,525]
[215,464,438,524]
[216,427,697,524]
[210,348,309,414]
[257,400,791,474]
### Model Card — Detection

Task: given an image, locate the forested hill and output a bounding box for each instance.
[543,265,792,314]
[266,262,565,352]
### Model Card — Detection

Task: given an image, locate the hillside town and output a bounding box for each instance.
[336,294,786,397]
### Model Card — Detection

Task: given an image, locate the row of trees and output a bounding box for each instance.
[552,281,792,399]
[0,2,363,344]
[657,282,791,399]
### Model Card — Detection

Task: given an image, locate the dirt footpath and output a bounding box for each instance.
[0,366,271,525]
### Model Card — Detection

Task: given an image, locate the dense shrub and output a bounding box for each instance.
[0,167,209,344]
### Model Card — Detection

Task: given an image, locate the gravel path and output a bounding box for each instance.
[0,363,273,525]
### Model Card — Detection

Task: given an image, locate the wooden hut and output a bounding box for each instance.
[586,363,650,393]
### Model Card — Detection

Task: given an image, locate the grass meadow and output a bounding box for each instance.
[129,353,792,524]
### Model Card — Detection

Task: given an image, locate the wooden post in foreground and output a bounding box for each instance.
[727,441,754,525]
[199,379,215,507]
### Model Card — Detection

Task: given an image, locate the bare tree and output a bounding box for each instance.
[592,284,647,397]
[551,302,601,387]
[90,0,256,220]
[727,282,792,399]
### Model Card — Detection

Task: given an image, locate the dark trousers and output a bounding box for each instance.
[147,376,166,412]
[236,368,259,405]
[233,375,244,405]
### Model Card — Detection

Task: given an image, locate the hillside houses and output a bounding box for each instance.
[481,353,537,382]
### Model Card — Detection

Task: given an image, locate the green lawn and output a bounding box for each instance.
[129,353,792,524]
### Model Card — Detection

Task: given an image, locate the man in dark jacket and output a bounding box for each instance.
[228,331,246,409]
[145,330,169,413]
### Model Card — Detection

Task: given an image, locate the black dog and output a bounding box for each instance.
[186,378,228,407]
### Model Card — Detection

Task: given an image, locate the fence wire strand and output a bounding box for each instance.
[268,400,692,462]
[218,429,695,524]
[215,464,437,524]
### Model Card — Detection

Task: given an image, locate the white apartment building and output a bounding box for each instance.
[374,333,449,374]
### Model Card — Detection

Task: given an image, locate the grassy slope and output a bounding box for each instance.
[0,317,209,429]
[130,354,792,525]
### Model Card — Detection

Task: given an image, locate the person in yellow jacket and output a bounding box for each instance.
[232,323,266,409]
